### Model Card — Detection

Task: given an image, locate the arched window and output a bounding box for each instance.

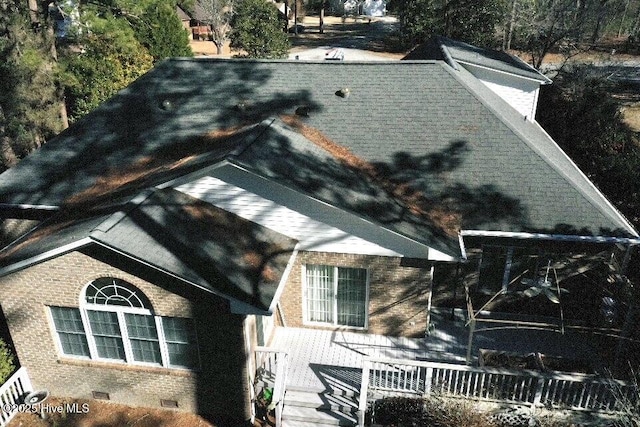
[84,278,151,308]
[49,277,199,369]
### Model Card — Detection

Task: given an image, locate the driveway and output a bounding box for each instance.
[289,15,404,59]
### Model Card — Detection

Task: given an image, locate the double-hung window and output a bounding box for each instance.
[304,265,368,328]
[50,306,90,357]
[49,277,199,369]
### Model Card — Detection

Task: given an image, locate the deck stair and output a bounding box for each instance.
[282,387,358,427]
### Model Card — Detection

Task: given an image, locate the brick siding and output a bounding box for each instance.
[279,251,432,338]
[0,251,252,425]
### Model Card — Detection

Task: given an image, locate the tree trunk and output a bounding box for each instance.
[591,0,609,44]
[294,0,298,35]
[617,0,630,38]
[320,0,325,34]
[215,40,223,54]
[506,0,518,50]
[284,0,289,32]
[632,4,640,34]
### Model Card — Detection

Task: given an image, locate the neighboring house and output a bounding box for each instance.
[330,0,386,17]
[0,45,638,424]
[176,5,193,39]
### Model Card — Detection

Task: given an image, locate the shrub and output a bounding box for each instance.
[371,396,497,427]
[0,338,16,384]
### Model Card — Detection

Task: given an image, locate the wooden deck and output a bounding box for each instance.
[270,326,466,393]
[269,309,609,394]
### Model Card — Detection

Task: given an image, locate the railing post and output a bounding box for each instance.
[358,358,371,427]
[272,352,287,427]
[425,366,433,397]
[0,368,33,427]
[532,376,544,410]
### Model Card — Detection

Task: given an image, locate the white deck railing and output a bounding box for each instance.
[357,357,636,426]
[0,367,33,427]
[255,347,288,427]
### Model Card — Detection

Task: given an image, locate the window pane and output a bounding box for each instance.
[167,342,198,368]
[88,310,125,360]
[125,314,161,364]
[88,310,121,335]
[58,332,90,356]
[306,265,334,323]
[163,317,194,343]
[51,306,85,333]
[50,307,90,357]
[125,314,158,339]
[130,339,162,364]
[337,268,367,327]
[162,317,198,368]
[93,336,126,360]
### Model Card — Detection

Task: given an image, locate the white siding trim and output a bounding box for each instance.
[268,246,299,313]
[177,166,456,261]
[462,63,541,120]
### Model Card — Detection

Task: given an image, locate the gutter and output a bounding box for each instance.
[439,43,460,71]
[460,230,640,245]
[0,203,60,220]
[0,237,94,278]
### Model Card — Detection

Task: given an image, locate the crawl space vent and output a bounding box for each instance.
[92,391,110,400]
[161,399,179,408]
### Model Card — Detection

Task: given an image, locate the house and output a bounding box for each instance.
[176,5,193,39]
[0,48,638,425]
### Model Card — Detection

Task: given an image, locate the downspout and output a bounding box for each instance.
[425,265,435,337]
[621,243,635,275]
[439,42,460,72]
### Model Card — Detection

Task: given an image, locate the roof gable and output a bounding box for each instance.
[404,36,551,83]
[0,188,298,311]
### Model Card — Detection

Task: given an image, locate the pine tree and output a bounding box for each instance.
[0,0,67,171]
[230,0,290,58]
[61,13,154,122]
[397,0,505,48]
[134,0,193,61]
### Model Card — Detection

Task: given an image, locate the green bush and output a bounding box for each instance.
[0,338,16,384]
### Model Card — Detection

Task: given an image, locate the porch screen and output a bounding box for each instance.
[306,265,367,327]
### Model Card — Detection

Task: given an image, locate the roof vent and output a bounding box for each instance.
[295,106,310,117]
[235,100,252,112]
[160,99,173,111]
[335,88,350,98]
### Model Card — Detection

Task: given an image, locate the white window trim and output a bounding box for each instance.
[48,279,200,371]
[302,264,370,330]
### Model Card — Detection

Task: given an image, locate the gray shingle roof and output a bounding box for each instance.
[0,188,297,311]
[0,58,635,262]
[404,36,552,83]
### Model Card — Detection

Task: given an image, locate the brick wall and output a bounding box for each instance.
[0,251,251,425]
[279,251,432,337]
